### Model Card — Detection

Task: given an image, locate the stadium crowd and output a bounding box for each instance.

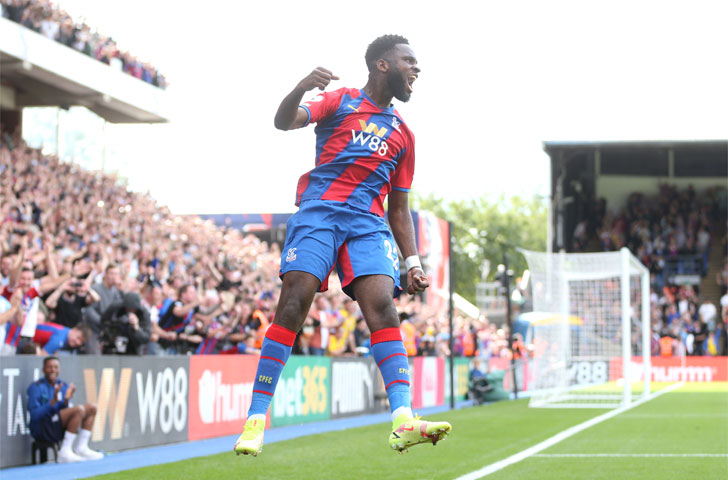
[0,133,507,360]
[571,185,728,357]
[0,0,167,89]
[649,284,728,357]
[3,130,722,362]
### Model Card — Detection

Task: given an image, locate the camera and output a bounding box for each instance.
[72,281,83,288]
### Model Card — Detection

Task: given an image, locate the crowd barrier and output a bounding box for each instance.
[4,355,722,467]
[0,355,471,468]
[493,356,728,394]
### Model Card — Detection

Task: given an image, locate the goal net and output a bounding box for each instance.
[521,248,651,408]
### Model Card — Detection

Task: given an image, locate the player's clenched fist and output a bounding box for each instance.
[297,67,340,92]
[407,267,429,295]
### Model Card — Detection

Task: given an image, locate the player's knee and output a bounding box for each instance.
[85,403,97,416]
[276,299,308,327]
[366,296,398,325]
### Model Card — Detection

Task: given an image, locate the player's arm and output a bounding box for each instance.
[387,190,429,295]
[274,67,339,131]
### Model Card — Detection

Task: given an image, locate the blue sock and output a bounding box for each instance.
[247,324,296,417]
[371,327,411,413]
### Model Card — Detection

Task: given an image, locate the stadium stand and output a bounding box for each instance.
[0,136,488,359]
[545,141,728,358]
[0,0,166,88]
[570,186,727,357]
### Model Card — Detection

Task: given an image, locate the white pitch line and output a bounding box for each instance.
[534,454,728,458]
[453,382,685,480]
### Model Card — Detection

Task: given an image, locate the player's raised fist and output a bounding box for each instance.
[298,67,340,92]
[407,268,429,295]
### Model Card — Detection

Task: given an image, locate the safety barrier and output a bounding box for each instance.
[0,355,470,468]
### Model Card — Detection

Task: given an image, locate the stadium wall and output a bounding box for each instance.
[0,355,470,468]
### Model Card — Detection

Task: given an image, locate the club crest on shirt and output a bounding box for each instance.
[285,248,297,263]
[391,117,401,133]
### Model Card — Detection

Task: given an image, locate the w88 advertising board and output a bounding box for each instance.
[1,356,189,468]
[2,353,480,468]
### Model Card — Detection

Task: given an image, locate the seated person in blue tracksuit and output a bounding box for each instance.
[27,356,103,463]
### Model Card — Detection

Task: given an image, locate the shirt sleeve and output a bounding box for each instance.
[299,88,345,126]
[43,327,69,354]
[27,382,62,422]
[390,131,415,192]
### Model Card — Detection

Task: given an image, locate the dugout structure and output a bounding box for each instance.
[521,248,650,408]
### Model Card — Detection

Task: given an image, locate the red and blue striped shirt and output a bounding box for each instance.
[33,322,70,354]
[296,87,415,217]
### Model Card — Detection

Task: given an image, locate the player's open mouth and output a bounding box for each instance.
[406,75,417,93]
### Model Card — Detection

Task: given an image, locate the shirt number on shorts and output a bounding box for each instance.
[383,240,400,271]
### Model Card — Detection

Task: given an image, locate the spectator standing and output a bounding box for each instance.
[158,284,201,354]
[85,264,123,332]
[705,320,726,356]
[690,318,707,356]
[45,276,100,328]
[0,289,22,353]
[698,299,718,332]
[2,267,65,352]
[39,10,59,40]
[27,356,103,462]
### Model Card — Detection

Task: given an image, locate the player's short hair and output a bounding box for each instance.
[43,355,59,367]
[365,34,409,72]
[74,323,92,342]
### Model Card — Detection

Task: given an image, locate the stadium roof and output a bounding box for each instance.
[543,139,727,153]
[0,17,168,123]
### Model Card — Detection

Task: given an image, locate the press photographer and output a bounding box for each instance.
[99,292,151,355]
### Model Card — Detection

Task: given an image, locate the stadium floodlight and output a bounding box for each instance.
[520,248,651,408]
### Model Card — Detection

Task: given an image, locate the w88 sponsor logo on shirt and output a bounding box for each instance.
[351,120,390,157]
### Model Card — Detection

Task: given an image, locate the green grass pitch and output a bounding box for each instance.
[88,383,728,480]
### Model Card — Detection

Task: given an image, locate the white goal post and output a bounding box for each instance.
[520,247,651,408]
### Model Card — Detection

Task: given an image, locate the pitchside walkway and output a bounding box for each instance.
[2,402,473,480]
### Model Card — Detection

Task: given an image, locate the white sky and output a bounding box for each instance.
[54,0,728,214]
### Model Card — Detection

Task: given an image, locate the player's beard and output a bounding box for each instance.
[387,68,411,103]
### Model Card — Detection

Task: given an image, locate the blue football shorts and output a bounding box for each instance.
[279,199,402,300]
[36,417,64,443]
